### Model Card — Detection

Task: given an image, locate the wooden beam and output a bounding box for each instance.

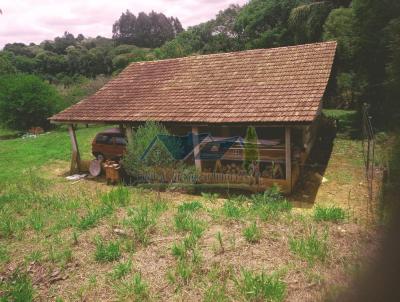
[192,126,202,171]
[125,124,133,144]
[68,124,81,174]
[285,126,292,193]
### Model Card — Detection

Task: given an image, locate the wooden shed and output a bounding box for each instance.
[50,41,337,193]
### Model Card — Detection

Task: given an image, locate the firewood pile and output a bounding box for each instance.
[222,163,246,175]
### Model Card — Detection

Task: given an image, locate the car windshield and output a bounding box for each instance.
[95,134,113,144]
[115,136,127,146]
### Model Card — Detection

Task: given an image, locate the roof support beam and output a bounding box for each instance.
[192,126,202,171]
[68,124,81,174]
[285,126,292,193]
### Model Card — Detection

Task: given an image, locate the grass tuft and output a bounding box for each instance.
[0,269,34,302]
[94,237,121,262]
[243,222,262,243]
[177,201,202,213]
[314,206,346,222]
[126,205,156,246]
[110,260,132,280]
[236,269,286,302]
[101,186,131,207]
[289,228,329,265]
[115,273,150,301]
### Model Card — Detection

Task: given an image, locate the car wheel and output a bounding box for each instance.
[97,153,105,162]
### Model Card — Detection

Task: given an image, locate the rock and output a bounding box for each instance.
[113,228,127,236]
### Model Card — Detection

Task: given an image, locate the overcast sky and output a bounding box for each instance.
[0,0,248,48]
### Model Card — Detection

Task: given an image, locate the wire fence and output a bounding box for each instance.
[361,103,375,218]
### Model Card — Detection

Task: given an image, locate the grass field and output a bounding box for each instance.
[0,113,384,301]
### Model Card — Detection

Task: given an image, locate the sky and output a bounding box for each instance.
[0,0,248,48]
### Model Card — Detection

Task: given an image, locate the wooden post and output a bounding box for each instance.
[285,127,292,193]
[192,126,202,171]
[125,124,133,144]
[68,124,81,174]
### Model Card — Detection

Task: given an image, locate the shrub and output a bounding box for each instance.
[236,270,286,302]
[94,237,121,262]
[314,206,346,222]
[0,74,62,130]
[289,228,329,265]
[243,222,262,243]
[243,126,259,172]
[122,121,180,177]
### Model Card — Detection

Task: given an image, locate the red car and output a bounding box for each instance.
[92,128,127,161]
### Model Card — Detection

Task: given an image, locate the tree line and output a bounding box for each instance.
[0,1,399,130]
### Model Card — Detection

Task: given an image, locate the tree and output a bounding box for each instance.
[243,126,259,172]
[353,0,400,124]
[122,122,171,176]
[288,0,351,43]
[0,55,16,75]
[323,7,358,108]
[235,0,299,49]
[0,74,62,130]
[112,10,183,48]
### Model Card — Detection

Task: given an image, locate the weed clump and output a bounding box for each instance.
[235,269,286,302]
[94,237,121,262]
[101,186,131,207]
[289,228,329,265]
[314,206,346,222]
[114,272,150,301]
[243,222,262,243]
[0,269,34,302]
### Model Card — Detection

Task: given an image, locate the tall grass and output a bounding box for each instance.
[0,270,34,302]
[314,206,346,222]
[125,205,156,245]
[243,222,262,243]
[235,269,286,302]
[289,228,329,265]
[94,237,121,262]
[114,273,150,301]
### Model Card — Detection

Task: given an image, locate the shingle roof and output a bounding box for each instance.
[50,41,336,124]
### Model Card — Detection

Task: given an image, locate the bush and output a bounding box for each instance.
[0,74,62,130]
[122,121,175,176]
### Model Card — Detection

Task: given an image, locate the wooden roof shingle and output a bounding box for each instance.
[50,41,337,124]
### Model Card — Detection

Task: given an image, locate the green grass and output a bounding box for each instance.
[101,186,131,207]
[235,269,286,302]
[289,229,329,265]
[77,202,113,230]
[314,206,346,222]
[0,270,34,302]
[110,260,132,280]
[222,200,244,220]
[177,201,203,213]
[125,205,156,246]
[114,273,150,301]
[243,222,262,243]
[0,125,108,183]
[94,237,121,262]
